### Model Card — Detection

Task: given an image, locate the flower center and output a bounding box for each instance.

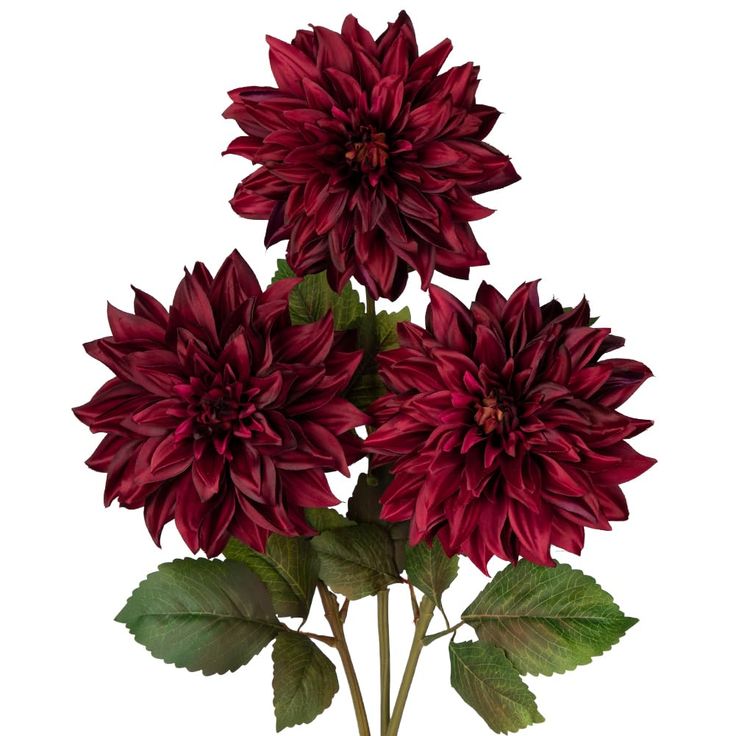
[196,388,241,431]
[174,376,259,447]
[474,393,505,434]
[345,126,389,174]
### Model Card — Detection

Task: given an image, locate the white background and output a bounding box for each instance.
[2,1,734,734]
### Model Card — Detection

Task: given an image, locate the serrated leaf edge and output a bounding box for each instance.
[449,641,545,734]
[115,558,280,676]
[272,633,338,731]
[461,562,639,676]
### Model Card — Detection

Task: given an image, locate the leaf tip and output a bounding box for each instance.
[622,616,639,632]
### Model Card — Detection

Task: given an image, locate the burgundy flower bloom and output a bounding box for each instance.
[224,11,520,300]
[73,251,367,556]
[365,283,655,570]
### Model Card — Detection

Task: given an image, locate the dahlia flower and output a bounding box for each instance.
[224,11,519,300]
[365,282,655,569]
[73,251,367,556]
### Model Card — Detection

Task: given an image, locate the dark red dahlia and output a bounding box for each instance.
[224,11,520,300]
[365,283,655,569]
[73,251,367,556]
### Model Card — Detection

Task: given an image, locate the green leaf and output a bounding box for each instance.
[304,507,356,532]
[388,520,410,574]
[345,471,409,571]
[116,558,278,675]
[357,306,411,352]
[405,539,459,614]
[562,304,598,325]
[272,260,364,330]
[272,259,296,282]
[461,561,638,676]
[272,632,339,731]
[225,535,319,619]
[449,641,544,734]
[346,372,386,411]
[347,307,411,410]
[373,306,411,351]
[347,471,387,524]
[311,523,401,599]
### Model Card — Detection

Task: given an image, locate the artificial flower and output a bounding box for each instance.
[74,251,367,555]
[224,11,519,299]
[365,282,655,569]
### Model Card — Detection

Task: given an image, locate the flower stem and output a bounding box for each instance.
[363,292,378,435]
[318,582,371,736]
[364,293,377,360]
[386,596,435,736]
[300,630,338,647]
[422,621,463,646]
[377,588,391,736]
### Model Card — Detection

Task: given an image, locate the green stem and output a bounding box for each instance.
[386,596,435,736]
[365,293,377,359]
[408,582,420,622]
[364,290,388,735]
[422,622,463,646]
[318,582,371,736]
[300,630,338,647]
[378,589,391,736]
[364,291,391,735]
[362,291,378,434]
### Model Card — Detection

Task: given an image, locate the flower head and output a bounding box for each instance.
[224,11,520,300]
[365,282,655,570]
[74,251,367,556]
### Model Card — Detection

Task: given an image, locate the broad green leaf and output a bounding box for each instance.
[373,306,411,351]
[304,507,356,532]
[449,641,544,734]
[388,520,410,574]
[116,558,278,675]
[347,307,411,410]
[346,372,386,411]
[272,260,364,330]
[461,561,637,676]
[345,471,409,570]
[272,259,295,282]
[357,307,411,353]
[347,471,388,524]
[225,535,319,619]
[311,523,401,599]
[272,632,338,731]
[405,539,459,613]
